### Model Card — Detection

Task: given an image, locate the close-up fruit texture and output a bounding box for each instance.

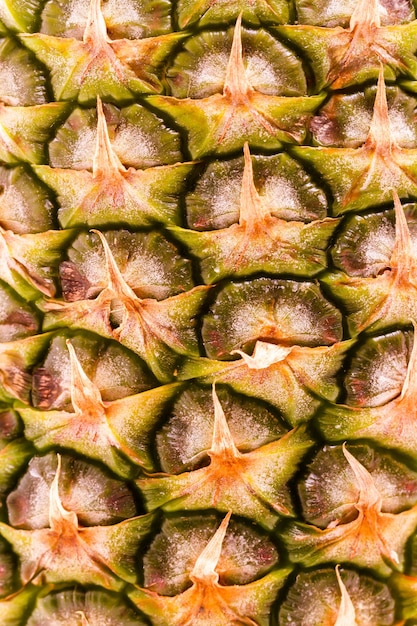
[3,0,417,623]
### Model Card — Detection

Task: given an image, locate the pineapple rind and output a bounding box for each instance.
[2,0,417,624]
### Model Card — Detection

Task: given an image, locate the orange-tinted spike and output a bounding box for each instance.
[365,66,393,154]
[209,386,241,459]
[83,0,110,45]
[223,14,253,102]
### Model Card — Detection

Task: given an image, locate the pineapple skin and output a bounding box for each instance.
[1,0,417,624]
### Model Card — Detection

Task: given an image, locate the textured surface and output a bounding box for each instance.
[1,0,417,623]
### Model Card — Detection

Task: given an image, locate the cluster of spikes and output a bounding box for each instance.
[3,0,417,623]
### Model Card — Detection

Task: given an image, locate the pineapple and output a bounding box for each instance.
[2,0,417,623]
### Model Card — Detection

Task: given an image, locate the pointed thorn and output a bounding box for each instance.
[93,96,125,178]
[350,0,382,30]
[391,189,414,273]
[90,229,138,301]
[66,339,104,414]
[76,612,91,626]
[209,384,241,459]
[223,13,253,101]
[49,454,78,531]
[190,512,232,584]
[342,444,382,511]
[366,66,394,153]
[334,566,357,626]
[83,0,110,45]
